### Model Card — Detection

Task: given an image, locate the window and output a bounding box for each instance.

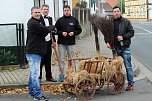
[63,0,68,6]
[133,7,136,16]
[142,0,146,4]
[140,7,145,15]
[127,7,130,16]
[34,0,45,7]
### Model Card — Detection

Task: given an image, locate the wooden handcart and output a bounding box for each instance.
[63,56,125,100]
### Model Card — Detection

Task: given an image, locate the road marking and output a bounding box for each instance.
[133,33,152,38]
[135,33,150,35]
[133,25,152,33]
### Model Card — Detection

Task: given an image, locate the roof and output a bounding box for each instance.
[98,0,118,15]
[101,2,112,11]
[105,0,118,8]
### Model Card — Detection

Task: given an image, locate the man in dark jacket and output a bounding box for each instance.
[55,5,82,82]
[26,6,55,101]
[39,4,56,82]
[106,6,134,91]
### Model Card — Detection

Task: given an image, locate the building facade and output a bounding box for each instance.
[123,0,152,20]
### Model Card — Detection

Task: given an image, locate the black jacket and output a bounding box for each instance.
[113,16,134,48]
[55,15,82,45]
[26,17,54,56]
[40,16,52,26]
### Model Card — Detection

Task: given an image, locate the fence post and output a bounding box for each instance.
[21,23,26,68]
[18,23,26,68]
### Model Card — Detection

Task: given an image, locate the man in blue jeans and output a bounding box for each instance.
[26,6,55,101]
[106,6,135,91]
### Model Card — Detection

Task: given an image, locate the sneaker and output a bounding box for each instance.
[125,84,133,91]
[34,96,48,101]
[59,74,63,82]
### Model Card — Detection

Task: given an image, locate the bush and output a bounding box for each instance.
[0,49,17,66]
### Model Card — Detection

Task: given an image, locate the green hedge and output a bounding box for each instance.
[0,47,18,66]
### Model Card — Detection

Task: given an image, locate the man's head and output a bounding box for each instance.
[31,6,41,20]
[113,6,121,19]
[41,4,49,16]
[63,5,71,17]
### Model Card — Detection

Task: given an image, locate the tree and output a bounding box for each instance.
[76,1,87,8]
[116,0,125,14]
[80,1,87,8]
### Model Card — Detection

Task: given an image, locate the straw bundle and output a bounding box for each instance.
[105,56,123,78]
[64,67,75,83]
[73,70,91,83]
[65,68,91,84]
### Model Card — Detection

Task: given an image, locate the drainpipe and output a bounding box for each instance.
[147,0,149,20]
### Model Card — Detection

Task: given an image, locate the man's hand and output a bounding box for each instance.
[68,32,74,36]
[62,32,67,37]
[117,35,123,41]
[52,28,57,33]
[106,43,111,49]
[48,25,55,32]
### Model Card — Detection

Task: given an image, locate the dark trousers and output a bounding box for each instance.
[40,41,52,79]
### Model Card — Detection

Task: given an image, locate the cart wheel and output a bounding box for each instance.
[75,78,96,100]
[63,84,74,94]
[95,78,105,90]
[107,72,125,94]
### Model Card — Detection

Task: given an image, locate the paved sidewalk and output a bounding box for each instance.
[0,33,141,87]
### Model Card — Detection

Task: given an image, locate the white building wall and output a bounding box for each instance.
[45,0,55,24]
[58,0,72,18]
[0,0,25,24]
[0,0,73,24]
[68,0,72,9]
[68,0,72,15]
[59,0,64,17]
[24,0,34,25]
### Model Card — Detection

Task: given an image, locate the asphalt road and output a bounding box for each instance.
[0,77,152,101]
[131,23,152,72]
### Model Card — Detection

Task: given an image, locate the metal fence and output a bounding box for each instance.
[0,23,25,67]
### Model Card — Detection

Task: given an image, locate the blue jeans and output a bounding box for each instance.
[116,48,134,85]
[26,54,43,99]
[58,44,74,74]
